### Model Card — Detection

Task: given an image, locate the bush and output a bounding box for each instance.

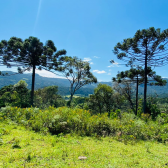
[0,106,168,142]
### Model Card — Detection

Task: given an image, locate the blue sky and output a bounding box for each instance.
[0,0,168,81]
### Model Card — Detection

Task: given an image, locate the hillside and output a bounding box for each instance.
[1,106,168,167]
[0,71,168,97]
[1,121,168,167]
[0,71,111,96]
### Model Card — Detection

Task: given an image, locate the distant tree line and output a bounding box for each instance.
[0,80,66,109]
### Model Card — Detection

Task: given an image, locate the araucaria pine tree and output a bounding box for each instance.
[2,36,66,106]
[113,27,168,113]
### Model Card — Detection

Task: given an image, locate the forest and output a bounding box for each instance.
[1,27,168,167]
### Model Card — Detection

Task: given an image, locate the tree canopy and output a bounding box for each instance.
[2,36,66,106]
[51,56,97,106]
[113,67,167,115]
[113,27,168,113]
[87,84,124,114]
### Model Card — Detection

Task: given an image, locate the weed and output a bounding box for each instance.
[62,149,68,160]
[145,143,151,153]
[0,138,3,146]
[12,138,21,149]
[31,136,34,140]
[25,152,32,162]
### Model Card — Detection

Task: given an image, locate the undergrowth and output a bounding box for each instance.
[1,106,168,143]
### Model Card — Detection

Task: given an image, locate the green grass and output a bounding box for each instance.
[1,121,168,168]
[64,95,82,98]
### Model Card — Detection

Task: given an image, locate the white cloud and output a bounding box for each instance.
[107,73,111,75]
[93,56,100,58]
[25,69,66,79]
[83,57,94,65]
[93,70,106,74]
[36,70,66,79]
[1,66,66,79]
[83,57,92,62]
[107,62,119,67]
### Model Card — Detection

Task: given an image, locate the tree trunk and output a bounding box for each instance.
[135,75,138,115]
[31,63,36,106]
[144,41,148,114]
[68,84,74,107]
[69,93,73,107]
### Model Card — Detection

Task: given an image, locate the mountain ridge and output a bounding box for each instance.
[1,71,168,97]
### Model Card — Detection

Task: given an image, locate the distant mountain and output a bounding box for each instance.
[0,71,70,89]
[0,71,168,97]
[138,79,168,96]
[0,71,112,96]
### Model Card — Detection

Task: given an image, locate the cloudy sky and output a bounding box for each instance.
[1,0,168,81]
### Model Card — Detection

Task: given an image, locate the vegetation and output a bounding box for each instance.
[1,27,168,167]
[0,105,167,141]
[113,27,168,113]
[1,71,168,97]
[1,121,168,168]
[86,84,124,114]
[113,67,167,115]
[34,86,66,109]
[51,56,97,106]
[1,104,168,167]
[2,37,67,106]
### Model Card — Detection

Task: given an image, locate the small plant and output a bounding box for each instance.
[145,143,151,153]
[0,128,10,135]
[62,149,68,160]
[31,136,34,140]
[0,138,3,146]
[12,139,21,149]
[25,152,32,162]
[110,109,121,119]
[141,113,150,122]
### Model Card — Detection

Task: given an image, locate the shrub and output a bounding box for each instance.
[0,106,168,142]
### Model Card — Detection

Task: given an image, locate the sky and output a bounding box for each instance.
[0,0,168,81]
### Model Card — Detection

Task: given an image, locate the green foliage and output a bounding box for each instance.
[1,121,168,167]
[0,80,30,108]
[113,67,166,115]
[113,27,168,113]
[114,67,167,86]
[1,106,168,143]
[137,99,143,117]
[113,80,135,111]
[146,102,161,120]
[110,109,122,119]
[113,27,168,66]
[87,84,124,114]
[2,36,67,106]
[13,80,30,107]
[34,86,66,108]
[70,97,87,109]
[137,97,161,120]
[0,82,65,109]
[11,138,21,149]
[52,56,97,106]
[0,138,3,146]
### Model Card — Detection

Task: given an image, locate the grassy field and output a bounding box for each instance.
[1,121,168,168]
